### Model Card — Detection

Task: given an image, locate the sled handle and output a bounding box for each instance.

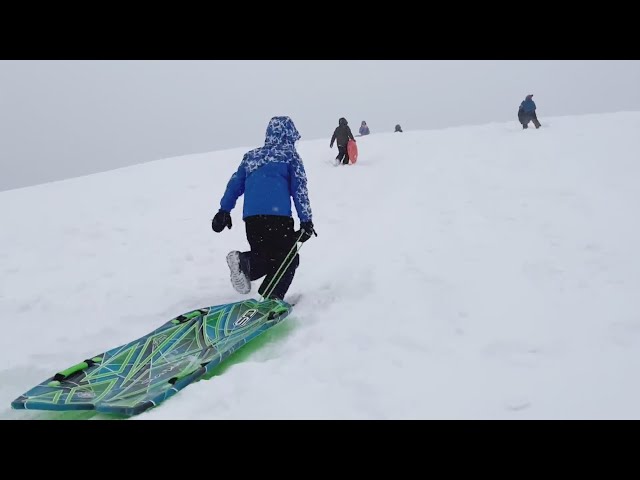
[168,367,201,385]
[171,309,209,324]
[47,357,103,387]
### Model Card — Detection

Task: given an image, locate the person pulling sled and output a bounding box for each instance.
[211,116,317,302]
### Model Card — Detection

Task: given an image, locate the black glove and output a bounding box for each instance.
[211,210,232,232]
[295,221,317,243]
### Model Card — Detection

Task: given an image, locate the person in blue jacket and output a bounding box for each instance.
[211,116,316,301]
[518,94,541,129]
[359,121,370,136]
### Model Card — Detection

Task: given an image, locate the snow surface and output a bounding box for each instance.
[2,112,640,419]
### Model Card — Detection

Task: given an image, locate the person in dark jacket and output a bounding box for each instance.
[394,124,403,132]
[359,121,370,136]
[518,94,541,129]
[211,116,316,301]
[330,117,355,165]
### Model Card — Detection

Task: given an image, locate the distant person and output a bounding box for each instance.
[211,116,316,302]
[330,117,355,165]
[518,94,541,129]
[394,124,403,132]
[359,121,370,136]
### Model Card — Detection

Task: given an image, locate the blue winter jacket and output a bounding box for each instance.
[520,97,536,113]
[219,116,313,223]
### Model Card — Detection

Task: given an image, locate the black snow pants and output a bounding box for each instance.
[241,215,300,300]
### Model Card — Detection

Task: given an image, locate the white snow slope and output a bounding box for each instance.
[1,112,640,419]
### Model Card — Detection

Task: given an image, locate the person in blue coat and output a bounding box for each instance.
[211,116,316,301]
[359,121,370,136]
[518,94,541,129]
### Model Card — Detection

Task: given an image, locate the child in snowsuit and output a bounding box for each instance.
[518,94,541,129]
[330,117,356,165]
[211,116,316,301]
[359,121,370,136]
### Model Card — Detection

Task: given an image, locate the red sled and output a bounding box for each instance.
[347,139,358,164]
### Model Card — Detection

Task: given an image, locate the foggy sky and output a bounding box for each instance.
[1,60,639,191]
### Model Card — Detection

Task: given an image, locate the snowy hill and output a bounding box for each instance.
[2,112,640,419]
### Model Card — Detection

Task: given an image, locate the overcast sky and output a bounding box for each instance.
[1,60,639,191]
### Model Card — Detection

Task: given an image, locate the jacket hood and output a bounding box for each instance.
[264,116,301,145]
